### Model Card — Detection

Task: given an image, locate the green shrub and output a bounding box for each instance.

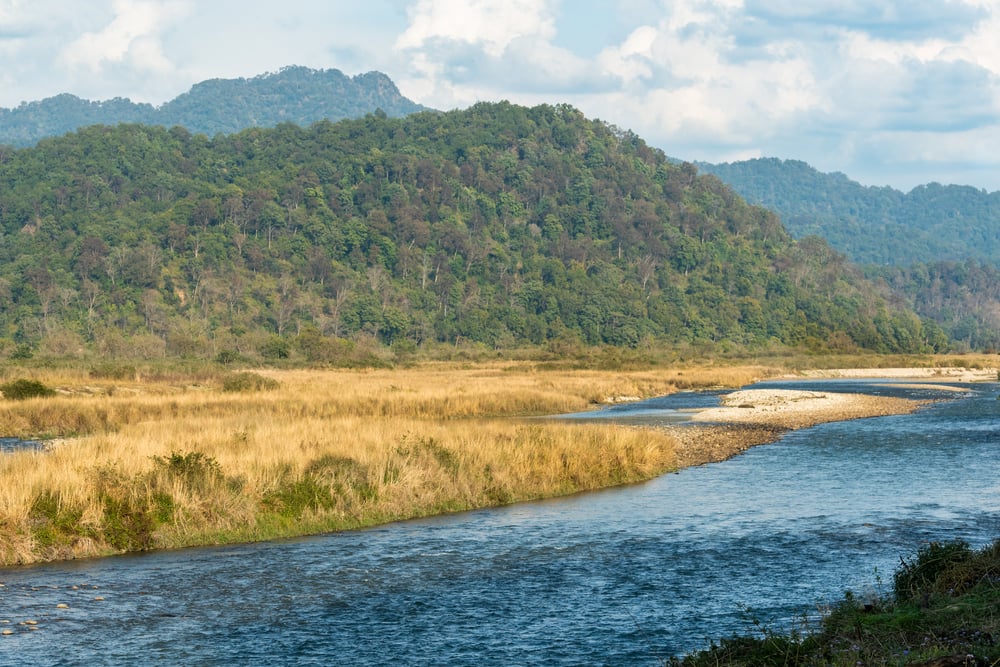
[306,454,377,501]
[152,451,222,492]
[102,495,155,551]
[221,371,280,392]
[262,476,336,518]
[9,344,33,360]
[1,378,56,400]
[214,349,244,365]
[894,540,975,601]
[30,491,90,549]
[259,336,291,359]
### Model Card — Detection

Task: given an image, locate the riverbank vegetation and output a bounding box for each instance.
[669,539,1000,666]
[0,361,772,565]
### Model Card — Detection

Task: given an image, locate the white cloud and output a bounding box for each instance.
[58,0,190,73]
[2,0,1000,188]
[396,0,556,57]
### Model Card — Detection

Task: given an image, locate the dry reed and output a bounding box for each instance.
[0,362,773,565]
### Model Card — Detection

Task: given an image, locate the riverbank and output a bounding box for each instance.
[0,362,987,565]
[669,386,937,468]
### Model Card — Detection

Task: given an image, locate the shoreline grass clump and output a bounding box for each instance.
[669,539,1000,666]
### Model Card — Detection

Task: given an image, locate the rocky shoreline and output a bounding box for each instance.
[665,386,937,469]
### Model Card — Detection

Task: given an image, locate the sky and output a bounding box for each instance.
[1,0,999,192]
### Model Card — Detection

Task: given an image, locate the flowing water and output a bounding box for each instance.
[2,380,998,666]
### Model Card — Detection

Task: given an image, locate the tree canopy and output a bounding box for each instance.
[0,103,943,361]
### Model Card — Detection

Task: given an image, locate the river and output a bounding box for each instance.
[1,379,998,666]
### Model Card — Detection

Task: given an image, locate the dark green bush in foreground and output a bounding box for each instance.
[1,378,56,400]
[670,539,1000,666]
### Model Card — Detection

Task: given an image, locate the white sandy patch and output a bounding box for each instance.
[690,388,925,428]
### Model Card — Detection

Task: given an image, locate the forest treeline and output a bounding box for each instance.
[698,157,1000,350]
[0,66,427,147]
[697,157,1000,266]
[0,102,946,362]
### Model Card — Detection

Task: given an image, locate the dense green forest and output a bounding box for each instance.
[0,67,427,147]
[698,157,1000,350]
[869,260,1000,351]
[697,157,1000,266]
[0,102,944,362]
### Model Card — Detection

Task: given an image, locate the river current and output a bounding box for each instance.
[1,380,998,666]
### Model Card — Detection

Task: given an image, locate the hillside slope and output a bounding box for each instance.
[0,103,942,361]
[698,157,1000,266]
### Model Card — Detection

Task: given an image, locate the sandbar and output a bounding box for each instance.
[665,386,936,469]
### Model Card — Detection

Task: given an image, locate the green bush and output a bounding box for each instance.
[259,336,290,359]
[152,451,222,492]
[214,349,244,365]
[1,378,56,400]
[220,371,280,392]
[30,491,90,549]
[894,540,975,602]
[263,476,336,518]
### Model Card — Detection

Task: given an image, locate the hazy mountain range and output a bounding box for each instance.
[0,66,428,146]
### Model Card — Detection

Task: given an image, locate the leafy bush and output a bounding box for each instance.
[263,476,336,518]
[221,371,280,392]
[152,451,222,492]
[306,454,377,501]
[1,378,56,400]
[894,540,975,602]
[214,349,244,365]
[259,336,290,360]
[30,491,90,550]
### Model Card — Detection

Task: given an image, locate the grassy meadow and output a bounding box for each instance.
[0,362,772,565]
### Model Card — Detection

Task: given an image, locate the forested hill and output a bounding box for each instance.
[697,158,1000,266]
[0,66,428,147]
[0,103,943,362]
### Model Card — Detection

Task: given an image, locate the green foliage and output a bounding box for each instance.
[101,495,156,552]
[10,344,33,360]
[93,468,156,552]
[220,371,280,392]
[214,349,244,365]
[152,451,223,493]
[29,491,90,550]
[305,454,377,501]
[0,100,941,358]
[1,378,56,400]
[893,540,978,602]
[699,157,1000,266]
[259,336,291,360]
[262,475,337,519]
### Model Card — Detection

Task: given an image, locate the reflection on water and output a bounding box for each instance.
[1,380,997,666]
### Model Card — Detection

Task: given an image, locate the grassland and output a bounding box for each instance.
[0,361,776,565]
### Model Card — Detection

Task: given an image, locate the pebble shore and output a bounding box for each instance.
[666,387,934,469]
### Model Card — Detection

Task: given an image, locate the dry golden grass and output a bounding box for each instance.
[0,362,775,565]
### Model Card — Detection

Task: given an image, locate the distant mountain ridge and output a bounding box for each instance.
[697,157,1000,266]
[697,157,1000,349]
[0,66,429,146]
